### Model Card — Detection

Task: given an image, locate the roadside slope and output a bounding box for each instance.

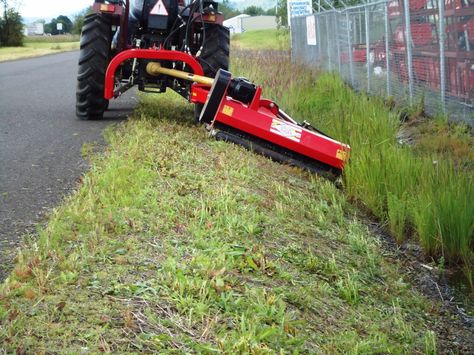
[0,51,135,281]
[1,94,469,353]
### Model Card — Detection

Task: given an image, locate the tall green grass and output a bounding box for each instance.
[231,50,474,276]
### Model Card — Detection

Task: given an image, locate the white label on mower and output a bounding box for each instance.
[151,0,168,16]
[270,120,302,142]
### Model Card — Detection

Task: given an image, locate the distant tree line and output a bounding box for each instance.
[44,7,92,36]
[28,6,92,37]
[44,15,73,35]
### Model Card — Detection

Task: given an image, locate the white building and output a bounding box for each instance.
[242,15,278,32]
[24,22,44,36]
[223,14,250,34]
[224,14,278,34]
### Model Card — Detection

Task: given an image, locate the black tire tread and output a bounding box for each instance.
[76,13,112,120]
[199,24,230,78]
[195,24,230,122]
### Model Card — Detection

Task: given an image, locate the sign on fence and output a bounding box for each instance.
[306,16,317,45]
[287,0,313,18]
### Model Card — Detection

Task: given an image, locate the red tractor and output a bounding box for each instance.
[76,0,350,178]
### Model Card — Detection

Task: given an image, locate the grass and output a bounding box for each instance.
[1,92,464,352]
[231,29,290,50]
[0,28,471,352]
[230,39,473,281]
[23,34,80,43]
[0,35,80,62]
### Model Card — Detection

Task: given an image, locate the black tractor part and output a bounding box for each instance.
[130,0,178,31]
[76,13,113,120]
[194,23,229,122]
[199,23,230,77]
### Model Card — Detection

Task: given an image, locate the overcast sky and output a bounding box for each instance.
[19,0,92,19]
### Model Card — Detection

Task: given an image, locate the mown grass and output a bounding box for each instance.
[1,93,461,352]
[0,36,80,62]
[24,34,80,43]
[231,29,290,50]
[230,47,473,282]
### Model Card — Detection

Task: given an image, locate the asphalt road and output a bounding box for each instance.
[0,51,137,280]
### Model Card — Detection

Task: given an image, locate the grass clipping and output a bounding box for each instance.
[1,94,445,352]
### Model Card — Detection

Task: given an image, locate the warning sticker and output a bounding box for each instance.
[150,0,168,16]
[270,120,302,142]
[222,105,234,117]
[336,149,348,161]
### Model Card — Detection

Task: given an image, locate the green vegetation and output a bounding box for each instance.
[230,40,473,281]
[44,15,73,35]
[0,36,79,62]
[231,29,289,50]
[0,3,23,47]
[1,93,462,352]
[23,34,80,43]
[0,28,471,352]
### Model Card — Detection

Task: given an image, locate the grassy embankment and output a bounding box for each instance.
[0,29,471,352]
[0,35,80,62]
[232,30,474,282]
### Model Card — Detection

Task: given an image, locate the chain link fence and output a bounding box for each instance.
[291,0,474,125]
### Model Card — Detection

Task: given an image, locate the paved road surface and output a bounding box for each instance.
[0,51,137,280]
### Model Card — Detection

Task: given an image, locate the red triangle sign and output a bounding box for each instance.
[150,0,168,16]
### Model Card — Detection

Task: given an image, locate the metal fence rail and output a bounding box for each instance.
[291,0,474,125]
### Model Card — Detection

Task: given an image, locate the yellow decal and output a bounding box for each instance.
[100,4,113,12]
[192,92,197,97]
[336,149,347,161]
[222,105,234,117]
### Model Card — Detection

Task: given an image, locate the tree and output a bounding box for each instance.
[243,6,265,16]
[219,0,241,19]
[265,7,277,16]
[45,15,73,35]
[0,1,23,47]
[277,0,288,27]
[72,7,93,35]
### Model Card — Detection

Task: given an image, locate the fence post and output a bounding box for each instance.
[317,14,322,58]
[365,7,371,93]
[384,1,391,96]
[346,11,354,86]
[335,13,342,73]
[438,0,446,114]
[325,14,332,71]
[403,0,414,104]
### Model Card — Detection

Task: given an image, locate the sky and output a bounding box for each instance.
[17,0,277,21]
[18,0,92,19]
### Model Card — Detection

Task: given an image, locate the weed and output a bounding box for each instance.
[336,272,360,305]
[424,330,437,355]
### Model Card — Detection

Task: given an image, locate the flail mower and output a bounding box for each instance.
[76,0,350,178]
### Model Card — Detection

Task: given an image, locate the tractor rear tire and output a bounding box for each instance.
[195,24,230,122]
[76,13,112,120]
[199,24,230,77]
